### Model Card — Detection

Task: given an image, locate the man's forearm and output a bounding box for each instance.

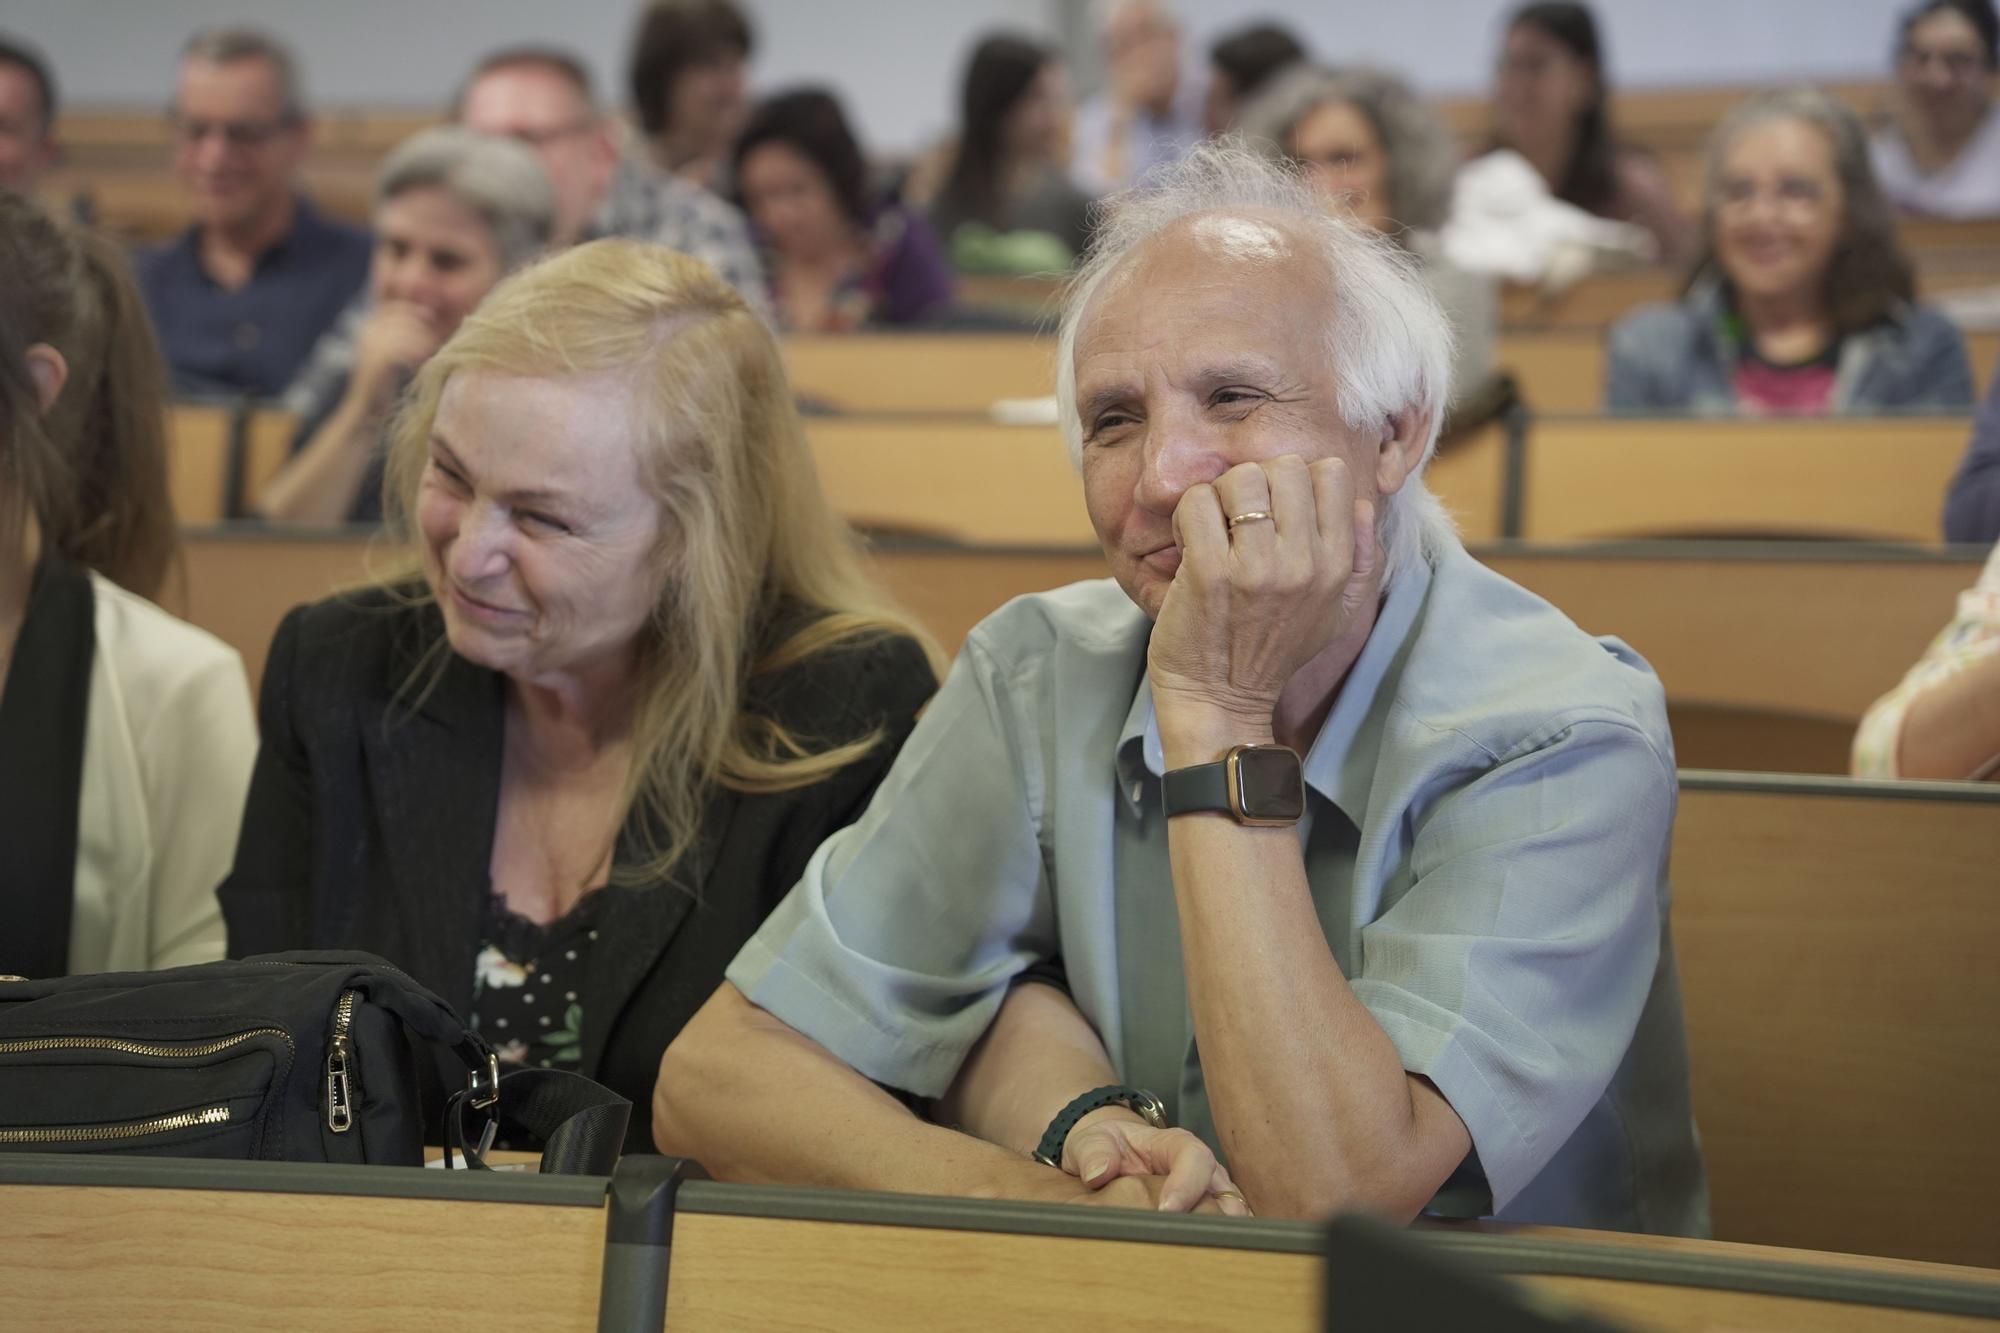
[1164,812,1468,1222]
[655,982,1077,1200]
[935,977,1132,1159]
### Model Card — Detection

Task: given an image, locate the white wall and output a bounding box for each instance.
[5,0,1908,155]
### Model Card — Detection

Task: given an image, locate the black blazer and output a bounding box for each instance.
[219,590,935,1150]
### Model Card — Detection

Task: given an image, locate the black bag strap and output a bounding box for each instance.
[445,1066,631,1175]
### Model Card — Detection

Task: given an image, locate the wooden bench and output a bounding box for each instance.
[783,329,1996,424]
[1518,415,1971,543]
[1670,771,2000,1268]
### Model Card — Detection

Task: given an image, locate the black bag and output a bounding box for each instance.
[0,951,629,1172]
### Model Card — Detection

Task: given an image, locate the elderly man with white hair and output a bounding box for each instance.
[654,145,1708,1235]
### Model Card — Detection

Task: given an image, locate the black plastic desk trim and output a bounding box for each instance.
[1678,768,2000,803]
[0,1151,607,1207]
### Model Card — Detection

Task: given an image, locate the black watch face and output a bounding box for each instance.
[1235,747,1305,821]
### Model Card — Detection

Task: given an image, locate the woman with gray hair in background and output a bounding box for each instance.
[259,126,555,526]
[1606,88,1973,415]
[1237,65,1497,418]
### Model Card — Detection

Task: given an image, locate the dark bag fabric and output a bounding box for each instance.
[0,951,628,1172]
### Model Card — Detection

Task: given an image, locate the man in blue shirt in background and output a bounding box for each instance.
[138,28,369,400]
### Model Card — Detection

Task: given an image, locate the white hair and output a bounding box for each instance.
[1056,142,1459,589]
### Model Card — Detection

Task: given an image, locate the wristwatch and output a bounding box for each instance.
[1162,743,1305,826]
[1032,1085,1168,1168]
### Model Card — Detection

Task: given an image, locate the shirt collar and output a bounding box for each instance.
[1114,552,1437,826]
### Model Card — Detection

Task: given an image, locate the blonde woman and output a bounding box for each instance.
[219,239,939,1149]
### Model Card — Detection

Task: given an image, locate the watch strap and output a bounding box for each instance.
[1162,760,1232,818]
[1031,1085,1167,1168]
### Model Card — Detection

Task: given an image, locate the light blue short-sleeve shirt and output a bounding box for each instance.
[728,542,1709,1235]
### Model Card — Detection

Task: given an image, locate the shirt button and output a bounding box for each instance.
[233,322,262,351]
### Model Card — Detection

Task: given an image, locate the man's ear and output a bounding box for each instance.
[1374,405,1434,499]
[25,343,69,415]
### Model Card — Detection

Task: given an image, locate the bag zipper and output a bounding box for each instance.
[0,1030,291,1060]
[0,1104,231,1145]
[325,989,359,1133]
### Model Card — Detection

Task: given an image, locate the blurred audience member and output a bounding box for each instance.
[1853,537,2000,779]
[137,29,370,399]
[1241,65,1497,415]
[260,129,554,526]
[734,90,954,332]
[1073,0,1200,193]
[1945,371,2000,543]
[1606,89,1972,415]
[1484,2,1693,262]
[456,46,764,312]
[1201,22,1306,137]
[0,33,58,193]
[0,193,255,977]
[629,0,754,195]
[1872,0,2000,218]
[931,34,1094,273]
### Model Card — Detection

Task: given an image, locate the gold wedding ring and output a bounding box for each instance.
[1226,511,1273,530]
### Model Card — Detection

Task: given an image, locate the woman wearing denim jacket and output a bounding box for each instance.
[1606,88,1974,416]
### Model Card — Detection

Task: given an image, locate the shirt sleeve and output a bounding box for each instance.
[1852,541,2000,778]
[725,634,1058,1097]
[1347,715,1676,1215]
[1944,373,2000,544]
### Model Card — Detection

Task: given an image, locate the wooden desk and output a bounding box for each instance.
[663,1178,2000,1330]
[783,329,1993,427]
[0,1156,610,1331]
[804,415,1093,545]
[1671,772,2000,1269]
[166,402,236,527]
[1520,416,1971,543]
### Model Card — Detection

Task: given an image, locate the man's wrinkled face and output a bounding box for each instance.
[1074,214,1388,619]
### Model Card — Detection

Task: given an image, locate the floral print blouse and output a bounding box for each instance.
[1852,541,2000,778]
[469,890,606,1076]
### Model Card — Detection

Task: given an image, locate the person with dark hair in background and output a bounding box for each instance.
[0,192,256,979]
[455,46,765,313]
[1607,89,1972,415]
[1072,0,1201,194]
[1484,2,1692,262]
[734,89,955,331]
[0,33,59,193]
[628,0,755,195]
[1201,22,1306,137]
[137,28,371,399]
[930,34,1095,273]
[1871,0,2000,218]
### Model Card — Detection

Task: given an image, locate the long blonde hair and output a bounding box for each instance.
[380,238,939,886]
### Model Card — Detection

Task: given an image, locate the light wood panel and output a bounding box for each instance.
[177,532,379,691]
[1484,547,1979,724]
[1671,780,2000,1268]
[0,1182,603,1331]
[779,328,1993,424]
[1521,417,1970,542]
[166,402,234,526]
[785,334,1054,413]
[663,1201,2000,1331]
[803,416,1093,545]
